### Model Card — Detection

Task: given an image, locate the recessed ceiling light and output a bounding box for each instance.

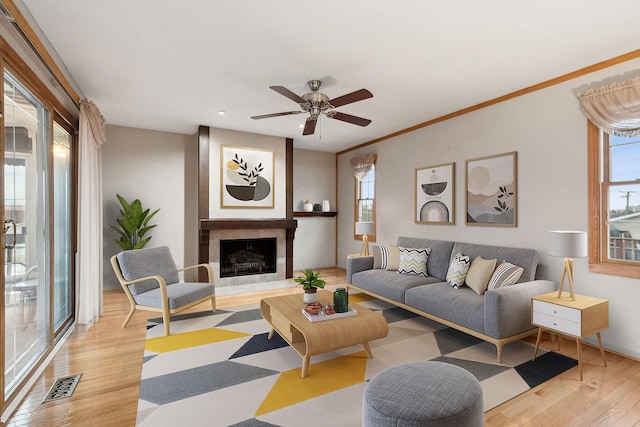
[218,110,227,115]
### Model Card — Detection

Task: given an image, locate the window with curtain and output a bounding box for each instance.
[581,76,640,278]
[352,154,376,242]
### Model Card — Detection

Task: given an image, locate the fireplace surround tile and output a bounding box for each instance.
[209,228,286,287]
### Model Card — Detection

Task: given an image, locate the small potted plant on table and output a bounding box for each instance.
[294,269,326,303]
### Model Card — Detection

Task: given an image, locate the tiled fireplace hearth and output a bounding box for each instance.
[200,219,297,287]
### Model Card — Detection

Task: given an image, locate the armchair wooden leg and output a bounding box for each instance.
[121,306,136,328]
[211,297,216,312]
[163,311,171,336]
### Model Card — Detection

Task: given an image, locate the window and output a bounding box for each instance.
[354,163,376,241]
[588,121,640,278]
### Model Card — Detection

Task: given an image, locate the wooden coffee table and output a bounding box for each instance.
[260,290,389,378]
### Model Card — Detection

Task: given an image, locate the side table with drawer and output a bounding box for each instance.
[531,291,608,380]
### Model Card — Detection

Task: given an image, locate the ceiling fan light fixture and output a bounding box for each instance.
[307,79,322,92]
[251,79,373,136]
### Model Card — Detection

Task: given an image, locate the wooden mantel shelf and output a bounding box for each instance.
[200,218,297,230]
[293,211,337,217]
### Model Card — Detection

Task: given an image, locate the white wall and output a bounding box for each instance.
[337,58,640,359]
[102,125,195,290]
[293,149,336,270]
[184,132,200,279]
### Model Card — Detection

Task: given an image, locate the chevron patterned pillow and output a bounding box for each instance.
[397,246,431,276]
[446,252,471,289]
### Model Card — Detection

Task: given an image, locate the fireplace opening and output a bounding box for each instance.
[220,237,276,278]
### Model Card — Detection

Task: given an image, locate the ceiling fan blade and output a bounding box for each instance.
[251,111,303,120]
[302,117,317,135]
[269,86,307,104]
[328,111,372,127]
[329,89,373,108]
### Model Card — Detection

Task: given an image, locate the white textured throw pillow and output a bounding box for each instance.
[397,247,431,276]
[446,252,471,289]
[487,261,524,290]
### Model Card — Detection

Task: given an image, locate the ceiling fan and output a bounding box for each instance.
[251,79,373,136]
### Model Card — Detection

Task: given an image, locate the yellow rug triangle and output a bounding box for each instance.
[255,350,368,416]
[349,293,376,303]
[145,328,250,353]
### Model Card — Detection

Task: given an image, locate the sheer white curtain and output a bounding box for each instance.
[350,153,376,180]
[76,100,106,328]
[577,76,640,136]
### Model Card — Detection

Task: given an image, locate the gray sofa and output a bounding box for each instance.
[347,237,556,362]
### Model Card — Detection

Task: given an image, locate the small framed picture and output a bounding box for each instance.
[465,151,517,227]
[415,162,455,224]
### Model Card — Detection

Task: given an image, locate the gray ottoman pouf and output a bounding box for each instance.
[363,361,484,427]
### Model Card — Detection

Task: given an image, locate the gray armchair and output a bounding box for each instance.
[111,246,216,335]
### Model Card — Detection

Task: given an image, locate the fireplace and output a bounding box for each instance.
[201,218,297,287]
[220,238,276,278]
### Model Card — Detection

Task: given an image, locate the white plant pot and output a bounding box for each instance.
[303,291,318,303]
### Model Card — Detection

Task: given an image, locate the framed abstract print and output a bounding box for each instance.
[415,162,455,224]
[465,151,517,227]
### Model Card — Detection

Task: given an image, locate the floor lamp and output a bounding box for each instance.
[355,222,375,256]
[549,230,587,301]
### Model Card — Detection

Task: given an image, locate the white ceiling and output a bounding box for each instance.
[18,0,640,153]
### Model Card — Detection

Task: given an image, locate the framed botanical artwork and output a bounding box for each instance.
[415,162,455,224]
[465,151,517,227]
[221,145,274,208]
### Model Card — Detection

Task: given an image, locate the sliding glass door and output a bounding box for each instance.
[3,69,50,395]
[53,122,74,331]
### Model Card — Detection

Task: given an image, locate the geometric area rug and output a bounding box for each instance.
[136,294,577,426]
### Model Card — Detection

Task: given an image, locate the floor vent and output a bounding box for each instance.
[42,374,82,403]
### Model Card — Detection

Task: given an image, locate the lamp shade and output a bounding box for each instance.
[355,222,375,236]
[549,231,587,258]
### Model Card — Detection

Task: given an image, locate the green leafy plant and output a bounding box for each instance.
[294,269,326,291]
[111,194,160,250]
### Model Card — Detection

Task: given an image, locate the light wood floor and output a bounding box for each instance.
[4,268,640,426]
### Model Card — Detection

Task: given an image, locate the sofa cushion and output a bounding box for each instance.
[405,283,485,334]
[396,237,455,281]
[134,282,215,309]
[487,261,524,290]
[398,247,430,276]
[450,242,539,283]
[351,269,439,303]
[446,252,471,289]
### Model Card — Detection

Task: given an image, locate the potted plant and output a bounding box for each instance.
[294,269,326,303]
[111,194,160,250]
